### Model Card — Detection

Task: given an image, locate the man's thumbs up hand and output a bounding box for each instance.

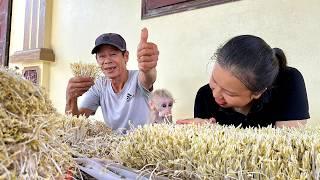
[137,28,159,73]
[139,27,148,45]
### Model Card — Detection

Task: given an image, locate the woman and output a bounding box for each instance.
[178,35,309,128]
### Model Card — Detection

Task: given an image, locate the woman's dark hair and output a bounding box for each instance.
[215,35,287,92]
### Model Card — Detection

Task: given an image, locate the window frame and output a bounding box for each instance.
[141,0,238,19]
[0,0,12,66]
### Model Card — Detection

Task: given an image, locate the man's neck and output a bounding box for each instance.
[111,70,129,93]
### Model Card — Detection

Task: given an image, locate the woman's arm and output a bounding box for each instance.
[176,118,216,125]
[275,119,307,128]
[274,68,309,128]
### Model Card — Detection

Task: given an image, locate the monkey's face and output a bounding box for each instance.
[156,97,174,118]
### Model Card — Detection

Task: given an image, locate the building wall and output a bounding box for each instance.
[10,0,320,125]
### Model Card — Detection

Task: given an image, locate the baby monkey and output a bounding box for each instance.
[149,89,174,124]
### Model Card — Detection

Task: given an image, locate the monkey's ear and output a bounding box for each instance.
[148,101,155,110]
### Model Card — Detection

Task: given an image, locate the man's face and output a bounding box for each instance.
[96,45,128,79]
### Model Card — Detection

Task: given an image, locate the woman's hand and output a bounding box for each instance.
[176,117,216,125]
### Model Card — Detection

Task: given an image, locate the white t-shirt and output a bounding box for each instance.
[80,70,150,131]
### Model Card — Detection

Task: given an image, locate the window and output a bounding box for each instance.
[141,0,238,19]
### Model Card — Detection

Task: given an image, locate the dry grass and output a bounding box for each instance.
[0,67,75,179]
[70,62,100,78]
[0,67,55,118]
[3,66,320,180]
[59,115,117,159]
[112,124,320,179]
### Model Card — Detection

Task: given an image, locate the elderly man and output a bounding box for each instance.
[65,28,159,131]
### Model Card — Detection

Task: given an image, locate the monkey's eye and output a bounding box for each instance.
[168,103,173,107]
[161,104,167,108]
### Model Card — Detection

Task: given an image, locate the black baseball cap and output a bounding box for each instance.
[91,33,127,54]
